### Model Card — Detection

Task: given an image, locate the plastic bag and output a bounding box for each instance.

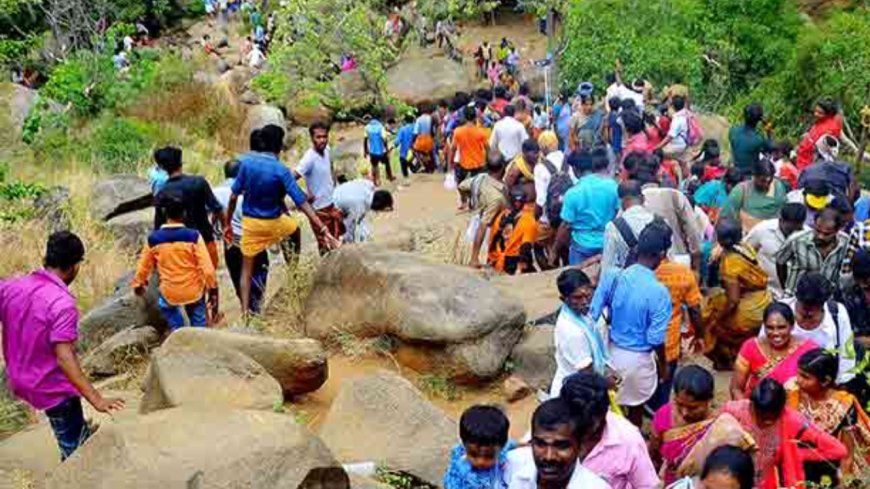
[444,172,457,190]
[464,214,482,243]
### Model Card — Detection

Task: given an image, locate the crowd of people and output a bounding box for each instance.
[420,57,870,488]
[4,39,870,487]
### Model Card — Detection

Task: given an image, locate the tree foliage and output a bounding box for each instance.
[558,0,870,138]
[254,0,397,113]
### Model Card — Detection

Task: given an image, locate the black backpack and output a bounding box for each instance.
[543,158,575,226]
[614,215,665,267]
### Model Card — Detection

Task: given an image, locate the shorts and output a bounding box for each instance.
[369,154,390,166]
[241,214,299,257]
[455,166,484,185]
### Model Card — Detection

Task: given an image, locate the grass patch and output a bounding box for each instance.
[0,371,31,439]
[416,374,460,401]
[375,466,437,489]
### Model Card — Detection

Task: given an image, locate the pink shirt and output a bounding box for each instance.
[621,133,653,161]
[582,412,660,489]
[0,270,80,410]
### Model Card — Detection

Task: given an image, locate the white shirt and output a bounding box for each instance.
[296,147,334,210]
[534,151,567,221]
[550,309,596,398]
[667,109,689,151]
[490,116,529,161]
[213,179,243,246]
[759,297,856,384]
[605,83,622,109]
[333,179,375,243]
[123,36,134,51]
[744,219,808,298]
[505,446,611,489]
[615,85,644,111]
[248,47,265,67]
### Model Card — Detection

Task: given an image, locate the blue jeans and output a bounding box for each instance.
[158,295,207,330]
[45,397,90,460]
[569,244,602,265]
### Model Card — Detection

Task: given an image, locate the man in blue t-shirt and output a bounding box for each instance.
[364,114,394,186]
[395,114,417,178]
[553,147,620,266]
[225,124,340,315]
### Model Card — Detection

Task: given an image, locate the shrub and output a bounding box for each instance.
[86,117,159,173]
[560,0,802,114]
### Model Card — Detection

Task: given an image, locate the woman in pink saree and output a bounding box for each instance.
[651,366,755,485]
[730,302,818,399]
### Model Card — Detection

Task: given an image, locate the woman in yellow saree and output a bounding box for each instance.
[704,219,772,370]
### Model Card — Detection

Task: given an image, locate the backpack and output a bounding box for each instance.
[685,110,704,147]
[542,158,575,226]
[614,215,664,267]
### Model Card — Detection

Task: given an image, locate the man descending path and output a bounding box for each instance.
[225,125,340,317]
[0,232,125,459]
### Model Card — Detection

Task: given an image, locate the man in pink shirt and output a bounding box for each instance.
[560,371,660,489]
[0,232,124,459]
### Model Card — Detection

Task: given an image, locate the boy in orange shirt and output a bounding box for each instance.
[132,193,218,329]
[489,188,539,274]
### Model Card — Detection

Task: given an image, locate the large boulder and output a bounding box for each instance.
[490,268,562,322]
[160,328,328,397]
[0,82,37,144]
[334,70,376,113]
[139,335,282,414]
[33,185,71,233]
[509,325,556,391]
[90,174,153,221]
[246,104,285,133]
[78,278,165,353]
[319,371,456,485]
[288,100,334,126]
[698,113,731,154]
[82,326,160,377]
[46,408,347,489]
[330,136,365,178]
[303,246,526,382]
[386,56,475,106]
[105,208,153,250]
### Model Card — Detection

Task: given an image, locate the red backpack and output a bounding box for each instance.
[685,110,704,147]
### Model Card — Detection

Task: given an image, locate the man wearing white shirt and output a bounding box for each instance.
[534,131,570,225]
[490,105,529,162]
[759,272,856,384]
[744,203,808,298]
[655,96,690,160]
[504,398,610,489]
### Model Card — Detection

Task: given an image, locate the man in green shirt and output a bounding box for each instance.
[728,103,772,178]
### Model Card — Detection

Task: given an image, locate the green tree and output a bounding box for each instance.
[254,0,397,113]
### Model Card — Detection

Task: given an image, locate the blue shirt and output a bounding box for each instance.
[231,151,307,219]
[414,114,433,136]
[559,173,619,250]
[148,165,169,195]
[365,119,388,156]
[854,196,870,223]
[608,112,623,154]
[589,265,671,352]
[443,440,517,489]
[396,124,415,160]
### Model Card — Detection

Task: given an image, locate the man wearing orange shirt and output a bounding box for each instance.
[449,106,490,207]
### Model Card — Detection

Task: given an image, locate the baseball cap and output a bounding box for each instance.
[802,179,831,210]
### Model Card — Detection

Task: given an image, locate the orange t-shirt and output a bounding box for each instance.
[453,125,488,170]
[655,259,702,362]
[489,205,538,272]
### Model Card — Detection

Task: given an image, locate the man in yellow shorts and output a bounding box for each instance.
[225,125,340,316]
